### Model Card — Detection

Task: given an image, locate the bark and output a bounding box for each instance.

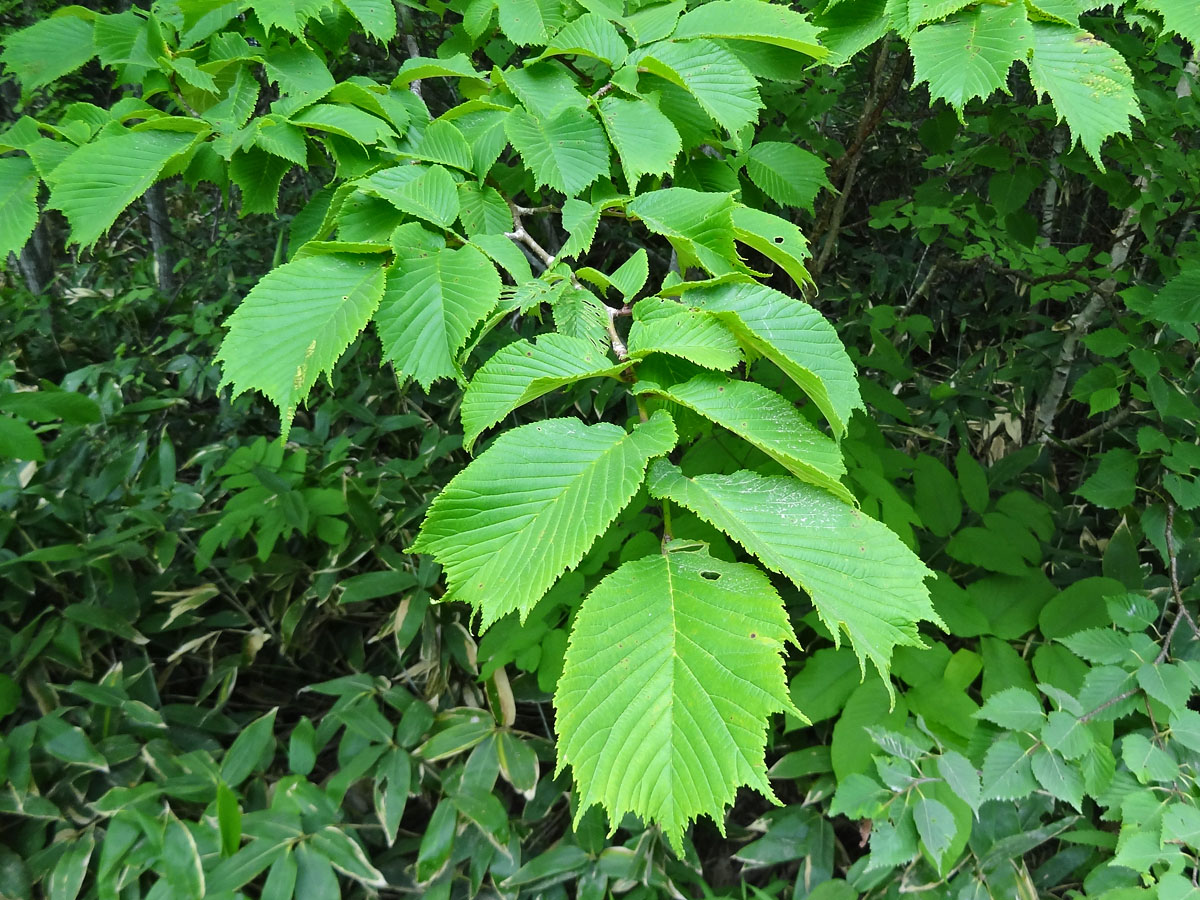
[144,183,176,297]
[1030,202,1140,442]
[1038,129,1065,248]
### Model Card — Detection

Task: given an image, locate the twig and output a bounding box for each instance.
[1156,503,1188,664]
[1030,199,1142,442]
[604,303,628,359]
[399,7,423,100]
[1059,405,1138,448]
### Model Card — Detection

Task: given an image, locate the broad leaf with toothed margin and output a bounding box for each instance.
[597,96,682,190]
[217,254,385,438]
[672,0,826,58]
[505,105,609,196]
[647,463,939,684]
[0,156,38,260]
[1025,23,1140,166]
[556,544,800,853]
[627,299,745,371]
[375,245,501,389]
[744,142,830,213]
[0,15,95,91]
[47,130,199,249]
[909,4,1030,112]
[637,39,762,136]
[628,188,743,276]
[461,334,627,451]
[634,372,852,503]
[410,413,676,626]
[1141,0,1200,48]
[684,283,862,437]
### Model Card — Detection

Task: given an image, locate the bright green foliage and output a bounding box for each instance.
[410,413,677,627]
[633,371,853,502]
[556,545,799,854]
[504,106,610,196]
[460,334,627,451]
[626,299,745,370]
[744,141,831,212]
[685,284,864,437]
[647,463,940,681]
[47,130,198,249]
[1026,23,1141,164]
[5,0,1199,888]
[374,244,502,388]
[0,13,94,90]
[217,255,385,438]
[0,156,38,259]
[909,4,1030,111]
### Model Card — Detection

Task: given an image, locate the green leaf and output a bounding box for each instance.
[1,16,95,91]
[375,245,502,389]
[744,141,830,212]
[40,715,107,770]
[1147,265,1200,341]
[1122,732,1179,783]
[0,416,43,461]
[559,198,604,258]
[638,39,762,135]
[410,413,677,626]
[685,282,863,437]
[627,188,741,276]
[621,0,684,45]
[458,182,513,236]
[1041,710,1093,760]
[295,842,339,896]
[647,463,938,681]
[291,103,392,145]
[340,0,398,41]
[230,148,292,216]
[936,750,981,814]
[633,371,852,502]
[910,4,1030,111]
[1031,746,1084,812]
[405,119,475,172]
[461,334,626,452]
[626,297,745,371]
[394,53,486,87]
[912,454,962,538]
[1077,448,1136,509]
[0,156,39,260]
[220,708,278,787]
[1142,0,1200,48]
[216,782,242,856]
[309,826,386,887]
[1060,628,1130,665]
[976,687,1045,732]
[1137,662,1193,711]
[904,0,975,31]
[46,828,93,900]
[217,255,385,437]
[981,736,1036,801]
[288,717,317,775]
[671,0,826,58]
[555,545,799,854]
[731,205,812,289]
[163,819,205,900]
[505,106,610,196]
[551,286,611,350]
[545,13,628,65]
[497,0,560,44]
[912,797,956,868]
[261,853,298,900]
[1025,23,1140,166]
[362,164,461,229]
[596,96,682,189]
[46,130,198,249]
[1162,803,1200,848]
[375,747,411,845]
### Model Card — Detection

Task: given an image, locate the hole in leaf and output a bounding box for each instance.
[700,571,720,581]
[773,236,784,244]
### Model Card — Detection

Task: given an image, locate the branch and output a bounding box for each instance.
[603,302,628,360]
[1059,405,1138,448]
[1030,199,1142,442]
[1156,503,1189,664]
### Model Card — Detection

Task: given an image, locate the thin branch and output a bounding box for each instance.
[1156,503,1188,664]
[603,303,628,359]
[1059,405,1138,448]
[505,227,555,268]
